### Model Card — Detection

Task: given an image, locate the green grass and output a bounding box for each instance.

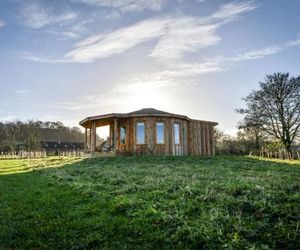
[0,157,82,175]
[0,156,299,249]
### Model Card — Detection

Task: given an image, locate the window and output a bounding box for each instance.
[156,122,165,144]
[120,126,126,144]
[136,122,145,144]
[173,123,180,145]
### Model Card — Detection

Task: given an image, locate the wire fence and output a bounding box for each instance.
[249,148,300,160]
[0,150,85,159]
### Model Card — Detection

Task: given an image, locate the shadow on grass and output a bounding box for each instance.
[0,155,299,249]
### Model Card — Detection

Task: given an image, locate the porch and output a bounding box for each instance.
[82,116,185,156]
[83,118,118,154]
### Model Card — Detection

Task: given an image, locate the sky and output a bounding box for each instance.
[0,0,300,136]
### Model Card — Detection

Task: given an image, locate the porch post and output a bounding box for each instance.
[93,122,97,153]
[89,127,92,153]
[109,122,113,147]
[84,127,87,153]
[114,119,118,151]
[91,121,96,154]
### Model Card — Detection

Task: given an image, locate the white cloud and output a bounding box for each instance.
[177,45,283,75]
[211,0,257,20]
[53,42,286,112]
[0,20,5,28]
[22,1,77,29]
[74,34,107,47]
[15,89,32,95]
[160,61,224,78]
[149,1,258,61]
[21,55,70,64]
[64,1,258,62]
[63,16,217,62]
[148,44,284,81]
[65,17,170,62]
[43,30,79,39]
[24,1,258,63]
[71,0,167,12]
[107,43,284,102]
[150,20,221,60]
[58,31,79,39]
[226,45,282,62]
[285,38,300,47]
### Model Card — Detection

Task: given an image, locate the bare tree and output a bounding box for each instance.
[237,73,300,151]
[237,123,264,151]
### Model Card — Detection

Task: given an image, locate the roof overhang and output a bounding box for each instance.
[79,109,218,128]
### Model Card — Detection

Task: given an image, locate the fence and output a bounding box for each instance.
[249,148,300,160]
[118,145,184,156]
[0,150,85,159]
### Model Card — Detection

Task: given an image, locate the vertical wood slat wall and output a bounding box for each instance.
[85,116,216,156]
[188,121,215,156]
[115,117,215,156]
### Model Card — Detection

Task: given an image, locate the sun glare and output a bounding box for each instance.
[96,87,173,140]
[123,89,172,111]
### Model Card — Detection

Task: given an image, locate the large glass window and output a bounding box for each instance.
[136,122,145,144]
[120,126,126,144]
[173,123,180,145]
[156,122,165,144]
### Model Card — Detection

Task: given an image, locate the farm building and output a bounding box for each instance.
[79,108,218,156]
[40,141,84,153]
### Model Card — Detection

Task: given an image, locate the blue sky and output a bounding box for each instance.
[0,0,300,135]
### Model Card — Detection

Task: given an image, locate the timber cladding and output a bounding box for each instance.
[128,116,188,156]
[79,108,217,156]
[188,121,215,156]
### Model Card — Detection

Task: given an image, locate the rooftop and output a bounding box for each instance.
[79,108,218,127]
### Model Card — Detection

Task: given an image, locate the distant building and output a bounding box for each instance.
[40,141,84,152]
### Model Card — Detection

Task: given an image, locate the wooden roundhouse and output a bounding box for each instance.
[80,108,218,156]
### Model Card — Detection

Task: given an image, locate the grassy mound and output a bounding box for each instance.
[0,156,299,249]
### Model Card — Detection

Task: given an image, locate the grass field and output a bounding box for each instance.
[0,156,299,249]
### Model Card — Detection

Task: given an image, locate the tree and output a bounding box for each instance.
[214,128,246,155]
[237,120,265,151]
[237,73,300,151]
[0,120,86,152]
